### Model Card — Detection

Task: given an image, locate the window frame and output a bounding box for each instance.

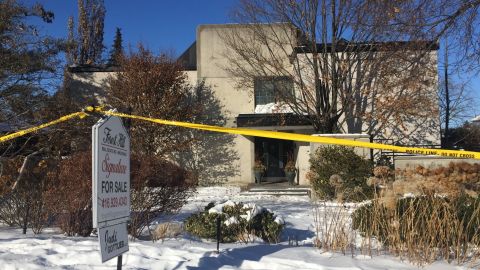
[254,76,294,107]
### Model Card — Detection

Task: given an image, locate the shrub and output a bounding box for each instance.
[44,151,93,236]
[40,151,194,238]
[0,155,55,234]
[152,222,183,241]
[394,162,480,198]
[351,162,480,264]
[0,156,28,227]
[352,195,480,264]
[129,154,196,239]
[313,201,354,253]
[184,201,284,243]
[308,146,373,201]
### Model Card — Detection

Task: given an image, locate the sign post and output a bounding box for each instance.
[92,114,130,266]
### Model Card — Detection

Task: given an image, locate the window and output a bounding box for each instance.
[254,77,294,106]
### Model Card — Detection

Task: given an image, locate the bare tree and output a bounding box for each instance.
[371,0,480,73]
[222,0,439,143]
[66,16,78,66]
[380,0,480,146]
[106,46,201,238]
[439,43,477,147]
[0,0,63,220]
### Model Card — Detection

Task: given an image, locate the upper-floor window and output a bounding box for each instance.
[254,77,294,106]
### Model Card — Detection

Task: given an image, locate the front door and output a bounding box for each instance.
[255,137,294,180]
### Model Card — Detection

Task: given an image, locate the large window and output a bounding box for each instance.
[254,77,294,106]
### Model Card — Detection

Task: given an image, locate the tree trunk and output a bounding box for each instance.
[443,43,451,148]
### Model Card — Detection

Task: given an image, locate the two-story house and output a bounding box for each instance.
[69,23,440,187]
[177,23,440,186]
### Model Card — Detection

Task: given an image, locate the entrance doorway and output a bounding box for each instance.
[255,137,294,181]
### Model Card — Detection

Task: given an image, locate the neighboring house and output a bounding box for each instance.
[472,115,480,126]
[69,23,440,187]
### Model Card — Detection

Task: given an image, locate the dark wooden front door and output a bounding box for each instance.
[255,137,294,179]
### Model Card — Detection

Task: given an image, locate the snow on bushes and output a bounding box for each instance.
[184,201,284,243]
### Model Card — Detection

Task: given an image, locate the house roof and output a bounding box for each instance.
[294,40,439,54]
[472,115,480,122]
[178,42,197,71]
[67,64,121,73]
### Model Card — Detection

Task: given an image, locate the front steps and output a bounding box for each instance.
[240,184,311,197]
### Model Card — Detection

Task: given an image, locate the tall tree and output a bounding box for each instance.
[107,27,123,65]
[71,0,105,65]
[0,0,60,130]
[222,0,439,143]
[0,0,65,235]
[381,0,480,145]
[105,46,198,237]
[443,42,451,147]
[65,16,77,65]
[439,42,476,148]
[374,0,480,73]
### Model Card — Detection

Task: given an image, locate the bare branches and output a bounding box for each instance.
[106,45,201,157]
[372,0,480,73]
[222,0,439,143]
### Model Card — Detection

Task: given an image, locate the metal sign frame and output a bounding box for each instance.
[92,113,130,263]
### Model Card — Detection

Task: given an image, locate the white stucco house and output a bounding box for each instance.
[69,23,441,187]
[176,24,440,186]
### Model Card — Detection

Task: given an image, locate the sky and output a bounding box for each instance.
[27,0,237,56]
[24,0,480,120]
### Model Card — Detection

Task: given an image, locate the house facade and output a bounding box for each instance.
[177,23,440,186]
[69,23,440,187]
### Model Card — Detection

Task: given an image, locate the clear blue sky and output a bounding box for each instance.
[27,0,237,55]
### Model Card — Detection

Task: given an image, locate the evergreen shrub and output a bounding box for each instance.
[307,146,373,201]
[184,201,283,243]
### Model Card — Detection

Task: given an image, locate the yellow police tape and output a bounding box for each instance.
[100,110,480,160]
[0,111,88,144]
[0,107,479,160]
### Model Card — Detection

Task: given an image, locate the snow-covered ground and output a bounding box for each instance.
[0,187,474,269]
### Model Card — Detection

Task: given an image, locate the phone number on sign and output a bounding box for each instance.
[101,196,128,208]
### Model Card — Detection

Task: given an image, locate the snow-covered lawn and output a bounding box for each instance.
[0,187,472,269]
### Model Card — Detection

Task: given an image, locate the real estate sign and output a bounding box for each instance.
[92,114,130,262]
